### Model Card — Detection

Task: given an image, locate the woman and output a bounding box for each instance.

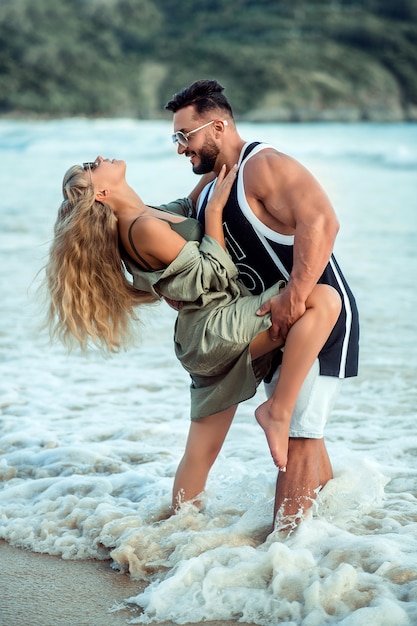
[45,156,341,513]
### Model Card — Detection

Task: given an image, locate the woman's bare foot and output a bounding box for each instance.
[255,400,291,470]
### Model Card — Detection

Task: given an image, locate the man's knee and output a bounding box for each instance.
[288,436,324,453]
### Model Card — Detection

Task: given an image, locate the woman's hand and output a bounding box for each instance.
[206,164,238,215]
[205,164,238,249]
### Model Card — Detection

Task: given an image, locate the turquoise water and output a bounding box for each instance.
[0,119,416,625]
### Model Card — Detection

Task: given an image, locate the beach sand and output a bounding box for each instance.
[0,540,255,626]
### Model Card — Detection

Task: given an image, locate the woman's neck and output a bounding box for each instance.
[111,185,148,219]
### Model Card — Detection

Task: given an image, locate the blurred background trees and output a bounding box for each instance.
[0,0,416,120]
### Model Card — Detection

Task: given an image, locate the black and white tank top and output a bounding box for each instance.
[197,142,359,379]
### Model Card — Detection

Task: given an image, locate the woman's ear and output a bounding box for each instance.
[95,188,109,202]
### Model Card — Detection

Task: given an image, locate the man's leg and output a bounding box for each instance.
[264,359,340,531]
[273,437,333,530]
[172,405,238,511]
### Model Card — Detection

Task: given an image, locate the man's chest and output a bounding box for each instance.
[220,192,293,293]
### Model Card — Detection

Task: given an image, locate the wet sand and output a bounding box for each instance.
[0,540,255,626]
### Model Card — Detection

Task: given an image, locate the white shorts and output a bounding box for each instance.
[263,358,341,439]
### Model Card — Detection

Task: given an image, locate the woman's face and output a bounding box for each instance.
[85,156,127,190]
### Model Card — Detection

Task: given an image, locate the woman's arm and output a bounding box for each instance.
[204,164,238,250]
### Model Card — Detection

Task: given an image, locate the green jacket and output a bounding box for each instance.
[123,201,279,419]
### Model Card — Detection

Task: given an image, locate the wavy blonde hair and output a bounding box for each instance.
[44,165,158,353]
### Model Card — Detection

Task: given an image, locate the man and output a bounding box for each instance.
[165,79,359,530]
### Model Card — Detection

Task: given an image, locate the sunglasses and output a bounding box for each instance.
[171,120,228,148]
[83,161,99,171]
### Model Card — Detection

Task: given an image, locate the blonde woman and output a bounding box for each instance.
[45,156,341,521]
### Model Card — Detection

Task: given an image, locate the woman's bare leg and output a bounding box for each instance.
[251,284,341,470]
[172,405,238,511]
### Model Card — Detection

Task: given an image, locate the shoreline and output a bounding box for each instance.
[0,540,143,626]
[0,541,255,626]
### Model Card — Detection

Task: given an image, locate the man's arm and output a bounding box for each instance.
[245,149,339,340]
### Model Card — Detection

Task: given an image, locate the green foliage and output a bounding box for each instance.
[0,0,415,119]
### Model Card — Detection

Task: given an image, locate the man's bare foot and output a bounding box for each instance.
[255,399,291,470]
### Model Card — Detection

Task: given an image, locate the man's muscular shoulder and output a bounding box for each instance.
[244,148,307,191]
[242,148,302,231]
[243,147,333,231]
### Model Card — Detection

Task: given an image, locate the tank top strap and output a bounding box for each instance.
[241,141,261,162]
[127,217,154,271]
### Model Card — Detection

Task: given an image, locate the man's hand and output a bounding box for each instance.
[256,288,306,341]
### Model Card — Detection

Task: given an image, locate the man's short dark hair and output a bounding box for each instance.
[165,79,233,117]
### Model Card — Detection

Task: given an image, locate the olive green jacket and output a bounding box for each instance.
[123,201,279,419]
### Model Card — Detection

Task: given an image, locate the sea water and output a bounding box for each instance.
[0,119,416,625]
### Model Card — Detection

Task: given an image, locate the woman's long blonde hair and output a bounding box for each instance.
[44,165,157,352]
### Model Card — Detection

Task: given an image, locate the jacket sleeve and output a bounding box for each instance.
[152,197,194,217]
[155,236,240,302]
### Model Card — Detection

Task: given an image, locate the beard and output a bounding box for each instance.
[191,139,219,175]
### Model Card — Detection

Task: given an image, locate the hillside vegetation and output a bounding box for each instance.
[0,0,416,121]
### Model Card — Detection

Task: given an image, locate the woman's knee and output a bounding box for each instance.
[309,284,341,321]
[183,439,222,470]
[184,408,236,469]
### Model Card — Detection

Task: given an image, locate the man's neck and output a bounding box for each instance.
[215,136,246,175]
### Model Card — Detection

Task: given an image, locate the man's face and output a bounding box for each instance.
[173,106,220,175]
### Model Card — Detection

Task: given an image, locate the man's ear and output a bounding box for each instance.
[213,120,229,140]
[214,120,228,132]
[95,188,109,202]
